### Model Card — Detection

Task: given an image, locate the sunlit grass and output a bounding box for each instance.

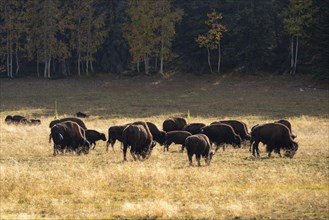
[0,74,328,219]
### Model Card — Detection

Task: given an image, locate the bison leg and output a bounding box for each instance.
[196,154,201,166]
[252,141,260,157]
[181,145,185,152]
[123,144,128,161]
[130,148,137,161]
[188,154,193,166]
[92,142,96,150]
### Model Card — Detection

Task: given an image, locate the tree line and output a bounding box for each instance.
[0,0,328,79]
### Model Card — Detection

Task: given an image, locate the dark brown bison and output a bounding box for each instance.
[122,122,155,161]
[275,119,297,139]
[29,119,41,125]
[162,117,187,132]
[5,115,27,124]
[163,131,192,152]
[49,117,87,129]
[106,124,129,151]
[211,120,251,141]
[201,124,242,151]
[50,121,90,156]
[76,112,89,118]
[85,129,106,149]
[250,123,298,158]
[183,123,206,135]
[145,122,166,146]
[185,134,213,166]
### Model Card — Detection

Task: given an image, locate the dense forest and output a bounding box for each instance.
[0,0,328,79]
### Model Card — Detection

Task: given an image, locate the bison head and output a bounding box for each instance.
[82,139,91,154]
[100,133,107,141]
[205,151,214,165]
[5,115,13,124]
[233,136,242,148]
[285,141,299,158]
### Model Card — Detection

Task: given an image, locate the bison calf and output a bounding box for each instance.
[85,129,106,149]
[164,131,192,152]
[185,134,213,166]
[183,123,206,135]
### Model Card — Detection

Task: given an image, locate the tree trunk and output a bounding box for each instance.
[160,57,164,77]
[37,57,40,77]
[52,58,56,74]
[207,47,212,73]
[290,36,294,74]
[293,36,299,75]
[9,32,13,78]
[160,36,164,76]
[48,57,51,78]
[6,31,10,78]
[90,59,94,73]
[78,52,81,76]
[155,54,158,70]
[44,60,47,78]
[86,52,89,76]
[144,55,149,75]
[217,43,221,74]
[15,46,19,75]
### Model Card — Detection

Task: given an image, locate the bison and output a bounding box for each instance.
[50,121,90,156]
[162,117,187,132]
[76,112,89,118]
[183,123,206,135]
[250,123,298,158]
[212,120,251,141]
[85,129,106,149]
[201,124,242,151]
[29,119,41,125]
[275,119,297,139]
[49,117,87,129]
[145,122,166,146]
[185,134,213,166]
[5,115,27,124]
[163,131,192,152]
[122,122,155,161]
[106,124,129,151]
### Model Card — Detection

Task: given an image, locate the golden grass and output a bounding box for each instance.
[0,74,329,219]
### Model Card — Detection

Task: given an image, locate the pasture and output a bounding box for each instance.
[0,74,329,219]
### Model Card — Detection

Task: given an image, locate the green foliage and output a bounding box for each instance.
[283,0,317,38]
[195,10,227,50]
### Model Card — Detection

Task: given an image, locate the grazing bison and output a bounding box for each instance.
[183,123,206,135]
[76,112,89,118]
[185,134,213,166]
[250,123,298,158]
[85,129,106,149]
[145,122,166,146]
[163,131,192,152]
[162,117,187,132]
[201,124,242,151]
[122,122,155,161]
[5,115,27,124]
[106,124,129,151]
[29,119,41,125]
[50,121,90,156]
[212,120,251,141]
[275,119,297,139]
[49,117,87,129]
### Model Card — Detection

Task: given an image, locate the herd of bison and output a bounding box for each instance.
[5,114,299,166]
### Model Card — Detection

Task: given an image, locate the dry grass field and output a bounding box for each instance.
[0,74,328,219]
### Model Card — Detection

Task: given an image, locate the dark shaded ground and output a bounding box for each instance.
[1,73,328,119]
